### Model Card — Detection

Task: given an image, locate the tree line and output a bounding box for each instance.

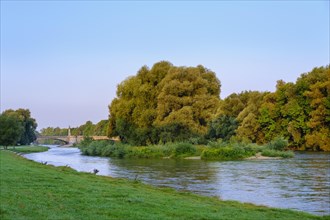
[108,61,329,151]
[2,62,327,151]
[40,120,108,137]
[0,109,37,148]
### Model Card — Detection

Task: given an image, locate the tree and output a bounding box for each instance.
[2,109,37,145]
[154,65,220,138]
[257,66,329,150]
[207,115,238,141]
[108,61,221,145]
[304,69,330,151]
[0,113,24,149]
[94,120,109,136]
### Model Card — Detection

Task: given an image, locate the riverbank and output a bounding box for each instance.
[1,150,327,220]
[0,145,49,154]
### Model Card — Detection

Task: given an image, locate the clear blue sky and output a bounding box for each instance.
[1,1,329,130]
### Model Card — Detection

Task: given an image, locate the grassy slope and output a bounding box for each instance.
[0,151,327,220]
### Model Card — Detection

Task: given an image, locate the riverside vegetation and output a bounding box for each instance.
[1,150,328,220]
[39,63,329,152]
[78,137,294,160]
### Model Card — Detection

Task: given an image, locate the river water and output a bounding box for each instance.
[24,145,330,216]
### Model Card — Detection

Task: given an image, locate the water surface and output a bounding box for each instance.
[24,146,330,215]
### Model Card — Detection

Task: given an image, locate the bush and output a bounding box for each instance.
[201,146,253,161]
[266,137,288,151]
[173,142,196,157]
[207,140,227,148]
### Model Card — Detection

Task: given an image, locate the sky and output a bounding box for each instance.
[1,1,329,130]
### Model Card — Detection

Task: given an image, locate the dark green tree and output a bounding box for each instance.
[207,115,238,141]
[0,113,24,149]
[2,109,37,145]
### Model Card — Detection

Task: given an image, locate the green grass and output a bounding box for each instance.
[1,151,328,220]
[5,145,50,154]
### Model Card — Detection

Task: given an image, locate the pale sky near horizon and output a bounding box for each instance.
[1,1,329,130]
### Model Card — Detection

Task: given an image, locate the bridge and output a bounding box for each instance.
[36,135,111,145]
[36,127,115,145]
[36,135,111,144]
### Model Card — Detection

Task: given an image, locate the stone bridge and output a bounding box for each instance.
[36,135,113,145]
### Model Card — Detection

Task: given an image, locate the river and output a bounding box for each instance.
[24,145,330,216]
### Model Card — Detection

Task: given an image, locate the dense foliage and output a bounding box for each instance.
[217,66,329,151]
[108,62,329,151]
[0,113,24,149]
[0,109,37,147]
[108,61,221,145]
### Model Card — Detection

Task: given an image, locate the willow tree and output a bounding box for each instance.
[108,61,221,145]
[154,65,221,142]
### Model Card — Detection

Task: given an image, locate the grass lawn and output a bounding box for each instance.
[0,150,328,220]
[4,145,50,154]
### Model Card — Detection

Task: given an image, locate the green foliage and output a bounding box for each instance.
[173,142,196,157]
[2,109,37,145]
[0,109,39,147]
[201,146,254,161]
[207,115,238,141]
[215,65,330,151]
[41,120,109,137]
[258,66,330,151]
[40,127,68,136]
[79,136,94,146]
[0,113,24,148]
[203,140,293,160]
[108,61,221,145]
[266,137,289,151]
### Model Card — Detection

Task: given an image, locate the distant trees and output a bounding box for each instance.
[40,120,109,137]
[0,109,37,147]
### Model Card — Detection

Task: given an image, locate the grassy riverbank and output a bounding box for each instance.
[1,151,327,220]
[3,145,50,153]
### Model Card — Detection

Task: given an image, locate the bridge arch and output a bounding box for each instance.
[36,136,69,145]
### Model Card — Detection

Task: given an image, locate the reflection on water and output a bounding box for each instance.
[24,146,330,216]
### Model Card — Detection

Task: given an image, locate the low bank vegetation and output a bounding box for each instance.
[78,137,294,161]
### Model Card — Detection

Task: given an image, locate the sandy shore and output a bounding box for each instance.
[245,152,281,160]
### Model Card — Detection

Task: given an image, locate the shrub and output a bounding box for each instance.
[201,146,252,161]
[266,137,288,151]
[174,142,196,157]
[207,140,227,148]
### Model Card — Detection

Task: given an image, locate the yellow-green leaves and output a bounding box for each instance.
[108,62,221,144]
